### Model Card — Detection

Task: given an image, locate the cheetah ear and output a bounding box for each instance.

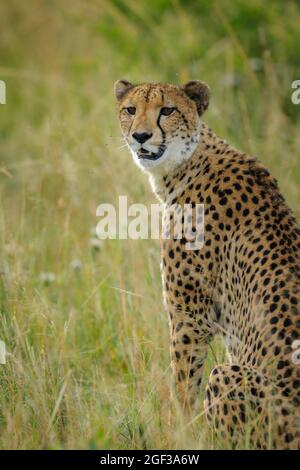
[114,79,134,101]
[181,80,210,116]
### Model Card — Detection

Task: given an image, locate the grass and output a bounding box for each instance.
[0,0,299,449]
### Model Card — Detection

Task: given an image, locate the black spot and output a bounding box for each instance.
[182,334,191,345]
[220,197,228,206]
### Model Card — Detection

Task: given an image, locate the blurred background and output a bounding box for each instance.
[0,0,299,449]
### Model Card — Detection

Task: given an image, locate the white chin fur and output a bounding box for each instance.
[130,128,201,177]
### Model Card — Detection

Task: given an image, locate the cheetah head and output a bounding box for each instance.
[114,80,210,176]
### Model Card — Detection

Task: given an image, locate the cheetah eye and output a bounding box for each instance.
[160,107,176,116]
[125,107,136,115]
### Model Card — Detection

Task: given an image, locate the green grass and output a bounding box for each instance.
[0,0,299,449]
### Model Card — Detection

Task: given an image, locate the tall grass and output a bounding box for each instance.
[0,0,299,449]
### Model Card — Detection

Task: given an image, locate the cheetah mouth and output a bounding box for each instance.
[137,146,166,161]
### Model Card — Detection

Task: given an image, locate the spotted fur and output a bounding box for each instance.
[115,80,300,449]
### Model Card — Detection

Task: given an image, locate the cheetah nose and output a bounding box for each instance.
[132,132,152,144]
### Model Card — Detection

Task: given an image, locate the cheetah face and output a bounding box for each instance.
[114,80,210,175]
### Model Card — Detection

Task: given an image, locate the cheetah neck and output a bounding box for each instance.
[149,121,228,203]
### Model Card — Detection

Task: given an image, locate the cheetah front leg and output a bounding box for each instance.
[170,313,213,412]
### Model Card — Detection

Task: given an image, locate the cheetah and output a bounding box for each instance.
[114,79,300,449]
